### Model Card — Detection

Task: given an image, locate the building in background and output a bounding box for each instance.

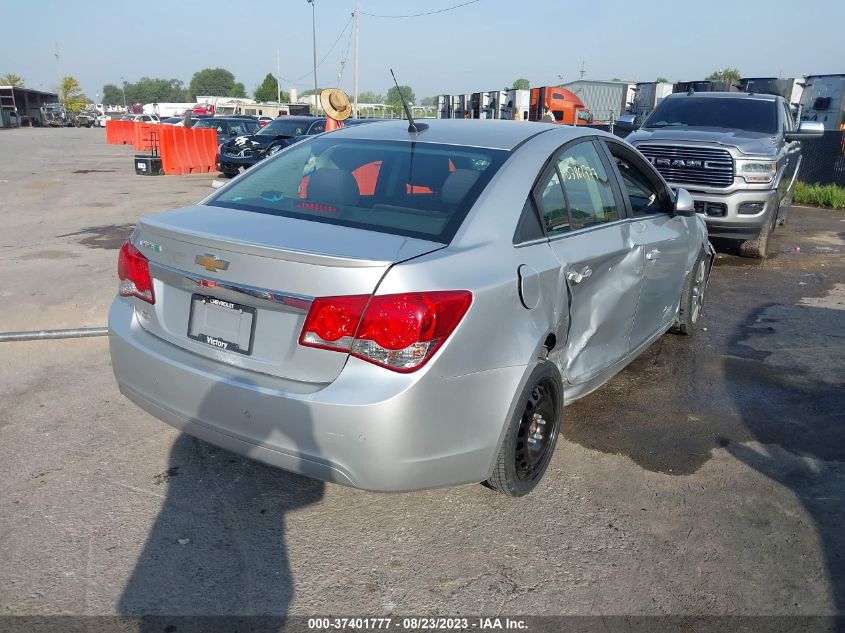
[0,86,59,127]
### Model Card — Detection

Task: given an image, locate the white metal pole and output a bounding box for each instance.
[309,0,318,112]
[277,49,282,103]
[354,0,360,118]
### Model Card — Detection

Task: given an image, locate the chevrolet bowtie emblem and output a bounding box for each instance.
[195,254,230,272]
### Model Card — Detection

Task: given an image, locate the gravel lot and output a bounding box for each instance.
[1,128,843,621]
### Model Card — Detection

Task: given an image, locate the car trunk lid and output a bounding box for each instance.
[131,204,444,384]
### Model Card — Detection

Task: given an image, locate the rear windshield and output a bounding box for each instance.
[643,97,778,134]
[257,119,314,137]
[207,137,509,242]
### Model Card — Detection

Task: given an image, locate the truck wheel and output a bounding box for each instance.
[485,361,563,497]
[738,219,772,259]
[671,249,710,336]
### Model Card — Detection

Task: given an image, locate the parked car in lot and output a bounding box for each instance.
[192,116,261,146]
[110,119,712,496]
[217,116,326,177]
[217,117,380,177]
[625,91,824,257]
[126,114,160,124]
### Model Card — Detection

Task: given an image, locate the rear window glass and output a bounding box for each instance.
[207,137,508,242]
[643,97,778,134]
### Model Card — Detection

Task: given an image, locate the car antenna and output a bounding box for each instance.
[390,69,428,134]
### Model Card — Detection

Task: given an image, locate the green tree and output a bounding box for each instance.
[420,95,437,107]
[386,84,415,108]
[102,83,123,105]
[229,82,247,98]
[0,73,24,88]
[512,78,530,90]
[60,76,87,112]
[656,76,669,84]
[188,68,238,100]
[706,68,741,82]
[357,90,384,103]
[123,77,188,104]
[254,73,288,102]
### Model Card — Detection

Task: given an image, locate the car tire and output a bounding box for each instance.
[671,248,710,336]
[221,170,239,178]
[485,361,563,497]
[738,219,772,259]
[739,205,780,258]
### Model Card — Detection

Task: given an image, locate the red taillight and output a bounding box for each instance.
[299,291,472,372]
[117,241,155,304]
[300,295,369,351]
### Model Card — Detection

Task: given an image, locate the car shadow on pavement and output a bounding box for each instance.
[723,303,845,614]
[564,300,845,614]
[117,382,325,631]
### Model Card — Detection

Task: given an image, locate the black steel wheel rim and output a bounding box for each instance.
[514,378,557,481]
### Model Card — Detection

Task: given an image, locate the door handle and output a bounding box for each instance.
[566,266,592,284]
[646,249,661,261]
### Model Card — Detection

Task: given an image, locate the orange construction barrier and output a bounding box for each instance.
[133,122,158,151]
[159,125,218,175]
[105,119,119,144]
[105,120,135,145]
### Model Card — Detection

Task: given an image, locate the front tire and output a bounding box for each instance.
[485,361,563,497]
[671,248,710,336]
[738,208,777,259]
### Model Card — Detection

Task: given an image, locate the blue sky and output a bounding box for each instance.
[3,0,844,101]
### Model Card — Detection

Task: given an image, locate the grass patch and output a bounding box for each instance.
[793,182,845,209]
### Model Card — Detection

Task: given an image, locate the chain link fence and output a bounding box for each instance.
[798,132,845,186]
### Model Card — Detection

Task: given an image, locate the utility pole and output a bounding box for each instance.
[120,76,127,111]
[354,0,360,118]
[276,48,282,103]
[579,61,586,80]
[308,0,318,112]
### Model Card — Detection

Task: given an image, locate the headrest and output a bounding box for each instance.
[441,169,480,205]
[307,168,360,206]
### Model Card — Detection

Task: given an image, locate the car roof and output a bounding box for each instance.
[268,116,321,122]
[327,118,580,151]
[666,91,779,102]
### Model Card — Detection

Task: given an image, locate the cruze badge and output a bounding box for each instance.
[195,254,230,272]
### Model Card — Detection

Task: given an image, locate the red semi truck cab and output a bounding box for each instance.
[530,86,592,125]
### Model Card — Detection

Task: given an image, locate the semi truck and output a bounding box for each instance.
[438,86,591,124]
[799,74,845,130]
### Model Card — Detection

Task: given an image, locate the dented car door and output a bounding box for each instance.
[536,139,642,385]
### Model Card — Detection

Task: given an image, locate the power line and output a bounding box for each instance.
[280,14,354,86]
[336,12,356,87]
[361,0,480,19]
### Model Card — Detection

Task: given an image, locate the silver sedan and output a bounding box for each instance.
[109,119,713,496]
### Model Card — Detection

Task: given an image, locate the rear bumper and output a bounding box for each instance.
[108,298,525,491]
[684,188,779,240]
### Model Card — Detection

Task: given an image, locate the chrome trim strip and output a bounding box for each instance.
[148,261,314,314]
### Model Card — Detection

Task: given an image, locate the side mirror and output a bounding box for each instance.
[674,188,695,217]
[784,120,824,142]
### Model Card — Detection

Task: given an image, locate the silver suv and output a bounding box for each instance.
[626,92,823,257]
